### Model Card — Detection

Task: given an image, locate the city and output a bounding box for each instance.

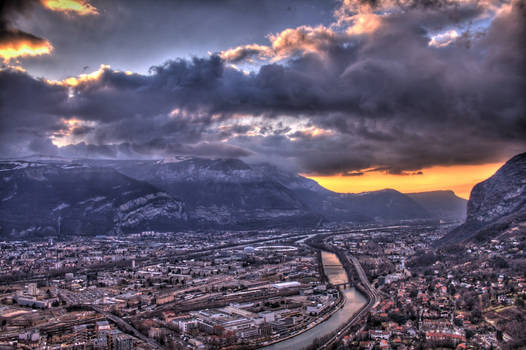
[0,221,524,349]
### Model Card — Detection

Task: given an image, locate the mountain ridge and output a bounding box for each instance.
[1,156,468,238]
[406,190,467,221]
[0,160,187,238]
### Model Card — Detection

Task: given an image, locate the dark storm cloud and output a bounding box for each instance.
[1,0,524,174]
[58,140,251,160]
[0,0,40,44]
[0,0,37,29]
[0,29,46,47]
[0,0,49,61]
[0,68,68,155]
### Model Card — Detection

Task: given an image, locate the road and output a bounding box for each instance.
[349,255,379,308]
[89,305,164,350]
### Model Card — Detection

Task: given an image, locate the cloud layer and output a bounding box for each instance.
[0,0,97,62]
[1,0,525,175]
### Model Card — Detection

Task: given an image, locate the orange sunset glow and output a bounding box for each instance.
[46,64,110,87]
[307,162,504,199]
[40,0,99,15]
[0,39,53,62]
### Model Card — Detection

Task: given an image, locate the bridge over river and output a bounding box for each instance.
[333,281,353,289]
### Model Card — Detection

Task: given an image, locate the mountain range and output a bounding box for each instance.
[0,156,468,238]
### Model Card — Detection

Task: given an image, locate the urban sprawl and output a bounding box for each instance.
[0,224,525,349]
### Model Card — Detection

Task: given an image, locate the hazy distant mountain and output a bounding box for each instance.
[0,161,186,238]
[406,191,467,221]
[327,189,431,221]
[439,152,526,245]
[252,163,430,221]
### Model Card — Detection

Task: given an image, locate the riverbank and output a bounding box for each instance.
[318,250,379,348]
[301,234,377,349]
[259,250,345,348]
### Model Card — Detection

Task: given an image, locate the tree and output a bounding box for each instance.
[470,308,483,324]
[516,297,524,308]
[389,312,407,325]
[448,284,456,296]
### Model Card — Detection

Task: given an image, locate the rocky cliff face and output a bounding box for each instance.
[467,154,526,224]
[98,158,320,227]
[439,152,526,245]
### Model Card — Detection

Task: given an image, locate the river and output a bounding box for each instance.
[261,251,367,349]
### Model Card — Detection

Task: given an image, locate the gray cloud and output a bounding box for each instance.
[0,69,68,155]
[15,0,337,79]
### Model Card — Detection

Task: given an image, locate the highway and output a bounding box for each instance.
[349,255,379,308]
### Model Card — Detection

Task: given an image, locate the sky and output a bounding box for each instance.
[0,0,525,198]
[309,162,504,199]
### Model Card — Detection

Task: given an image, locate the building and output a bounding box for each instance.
[73,324,89,345]
[259,323,272,337]
[272,281,301,290]
[96,320,111,334]
[155,292,175,305]
[112,333,133,350]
